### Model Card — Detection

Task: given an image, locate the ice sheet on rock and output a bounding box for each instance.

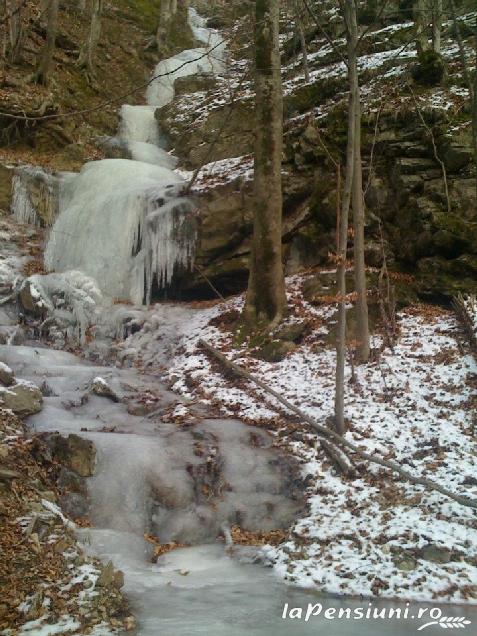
[21,271,105,342]
[127,141,178,169]
[119,105,160,145]
[45,159,197,304]
[145,10,226,111]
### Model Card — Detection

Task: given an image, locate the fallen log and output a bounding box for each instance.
[200,339,477,510]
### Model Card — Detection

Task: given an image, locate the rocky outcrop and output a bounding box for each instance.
[0,382,43,418]
[40,433,96,478]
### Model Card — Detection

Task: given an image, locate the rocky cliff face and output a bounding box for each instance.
[156,0,477,301]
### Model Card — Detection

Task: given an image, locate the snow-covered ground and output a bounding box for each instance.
[117,273,477,604]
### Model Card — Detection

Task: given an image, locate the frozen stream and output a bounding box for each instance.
[1,339,475,635]
[3,6,477,636]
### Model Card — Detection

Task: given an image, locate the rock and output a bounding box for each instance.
[95,136,132,160]
[57,466,87,495]
[393,554,417,571]
[91,377,119,402]
[0,468,21,481]
[440,143,473,173]
[40,490,57,502]
[0,382,43,417]
[26,591,44,620]
[174,74,218,97]
[124,616,137,631]
[421,544,452,564]
[253,340,296,363]
[274,321,309,343]
[19,279,48,316]
[0,165,12,215]
[60,492,89,518]
[0,361,14,386]
[42,433,96,477]
[97,561,124,589]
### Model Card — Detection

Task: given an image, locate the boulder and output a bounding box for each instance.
[42,433,96,477]
[0,362,14,387]
[19,279,48,316]
[60,492,89,518]
[91,377,119,402]
[0,382,43,417]
[96,561,124,589]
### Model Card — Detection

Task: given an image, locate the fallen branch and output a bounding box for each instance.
[200,339,477,510]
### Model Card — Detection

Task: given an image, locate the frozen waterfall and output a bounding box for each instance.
[45,160,197,305]
[41,7,225,305]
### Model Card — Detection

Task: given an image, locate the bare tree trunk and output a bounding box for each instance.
[414,0,429,55]
[335,129,355,432]
[5,0,24,63]
[449,0,477,207]
[473,19,477,205]
[78,0,103,79]
[431,0,442,53]
[293,0,310,83]
[347,0,370,362]
[156,0,173,52]
[243,0,286,330]
[32,0,59,85]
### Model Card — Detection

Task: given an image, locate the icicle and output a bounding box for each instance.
[10,166,62,227]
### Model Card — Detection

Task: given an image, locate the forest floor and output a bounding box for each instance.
[117,272,477,604]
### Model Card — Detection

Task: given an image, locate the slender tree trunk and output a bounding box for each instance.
[346,0,370,362]
[473,19,477,205]
[78,0,103,78]
[293,0,310,83]
[243,0,286,330]
[449,0,477,208]
[335,129,355,433]
[32,0,59,85]
[414,0,429,55]
[5,0,24,63]
[431,0,442,53]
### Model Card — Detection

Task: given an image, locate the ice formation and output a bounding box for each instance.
[11,166,62,227]
[39,8,225,306]
[45,160,197,304]
[20,270,105,342]
[119,105,160,146]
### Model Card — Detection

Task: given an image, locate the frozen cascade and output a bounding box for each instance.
[119,105,160,146]
[43,7,225,306]
[127,141,178,169]
[45,159,197,304]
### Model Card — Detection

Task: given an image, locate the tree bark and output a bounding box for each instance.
[449,0,476,208]
[346,0,370,362]
[335,83,356,433]
[293,0,310,83]
[431,0,442,54]
[243,0,286,330]
[33,0,59,85]
[414,0,429,55]
[5,0,24,63]
[78,0,103,78]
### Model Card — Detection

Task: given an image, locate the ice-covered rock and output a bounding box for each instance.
[19,271,105,341]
